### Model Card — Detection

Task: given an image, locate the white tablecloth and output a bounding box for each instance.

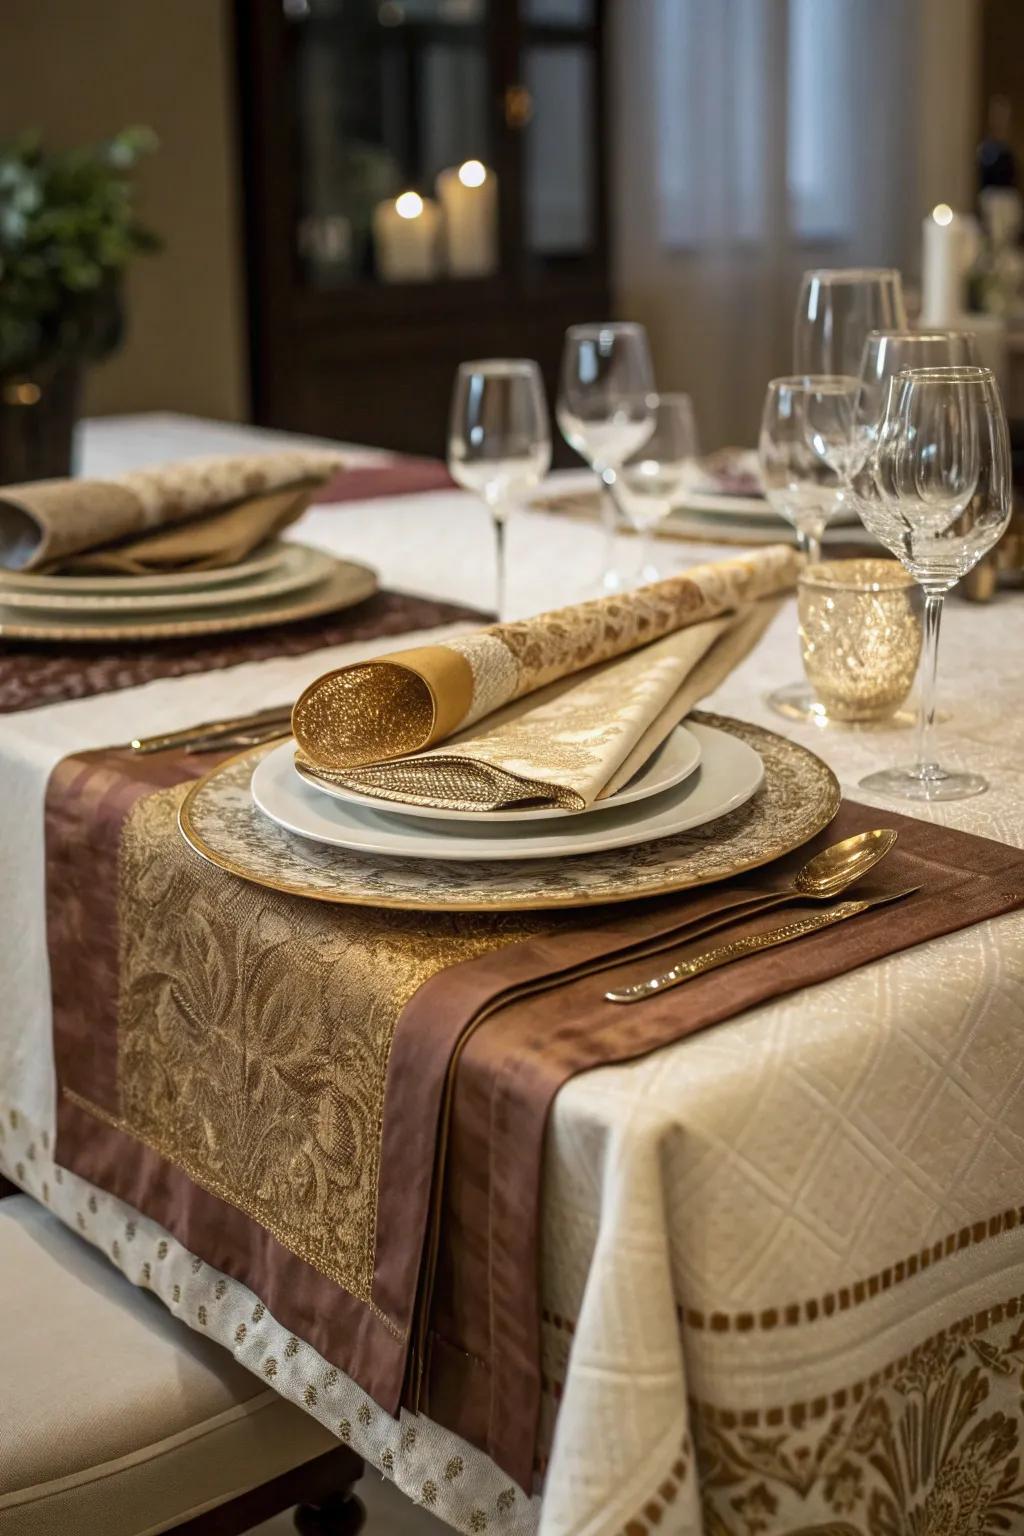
[2,416,1023,1536]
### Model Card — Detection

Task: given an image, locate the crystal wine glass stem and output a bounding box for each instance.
[491,510,507,620]
[914,589,944,779]
[599,466,624,592]
[638,526,658,583]
[799,524,824,567]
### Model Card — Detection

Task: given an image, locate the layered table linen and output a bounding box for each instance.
[0,592,485,715]
[293,546,798,810]
[3,439,1024,1536]
[0,449,343,572]
[39,717,1024,1496]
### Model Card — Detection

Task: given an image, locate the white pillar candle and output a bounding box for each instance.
[921,203,964,325]
[372,192,442,283]
[436,160,499,278]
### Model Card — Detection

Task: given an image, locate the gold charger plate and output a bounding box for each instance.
[0,558,377,642]
[178,712,841,912]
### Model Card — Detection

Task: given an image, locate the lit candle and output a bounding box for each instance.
[372,191,442,282]
[921,203,963,325]
[436,160,499,278]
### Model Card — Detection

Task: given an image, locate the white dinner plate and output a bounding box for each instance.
[251,721,763,861]
[0,540,291,595]
[0,543,334,613]
[296,721,703,823]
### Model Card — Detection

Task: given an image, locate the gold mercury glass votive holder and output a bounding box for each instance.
[798,560,923,723]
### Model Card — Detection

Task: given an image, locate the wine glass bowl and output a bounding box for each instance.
[759,373,860,724]
[857,364,1012,800]
[557,322,655,473]
[614,392,699,582]
[557,321,655,593]
[794,267,908,378]
[854,329,978,472]
[448,358,551,619]
[759,375,860,564]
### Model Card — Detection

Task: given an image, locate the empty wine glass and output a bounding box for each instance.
[857,365,1011,800]
[614,393,699,583]
[759,374,859,721]
[448,359,551,619]
[854,329,978,469]
[557,322,655,592]
[795,268,907,378]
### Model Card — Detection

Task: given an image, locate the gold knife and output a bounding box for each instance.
[131,703,293,754]
[604,886,920,1004]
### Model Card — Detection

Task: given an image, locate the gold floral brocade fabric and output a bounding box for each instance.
[691,1308,1024,1535]
[111,783,541,1303]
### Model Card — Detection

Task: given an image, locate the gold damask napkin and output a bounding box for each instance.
[293,546,798,811]
[0,450,344,573]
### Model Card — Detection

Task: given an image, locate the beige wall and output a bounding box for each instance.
[0,0,246,421]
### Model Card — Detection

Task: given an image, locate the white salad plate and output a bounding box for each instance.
[295,721,703,823]
[0,543,331,613]
[250,721,764,862]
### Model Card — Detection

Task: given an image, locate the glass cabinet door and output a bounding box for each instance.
[288,0,494,286]
[281,0,603,288]
[519,0,598,266]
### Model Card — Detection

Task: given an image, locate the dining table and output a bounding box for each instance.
[2,412,1023,1536]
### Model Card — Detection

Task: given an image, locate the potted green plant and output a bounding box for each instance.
[0,126,160,483]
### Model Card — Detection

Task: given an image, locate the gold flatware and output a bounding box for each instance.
[650,827,899,935]
[183,725,292,755]
[754,827,897,902]
[604,885,919,1004]
[131,703,292,755]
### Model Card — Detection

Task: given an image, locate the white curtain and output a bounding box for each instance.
[610,0,979,447]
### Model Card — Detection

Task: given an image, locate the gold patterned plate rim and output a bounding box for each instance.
[0,558,377,642]
[177,711,842,911]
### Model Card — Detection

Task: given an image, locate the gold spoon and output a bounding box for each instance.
[593,828,900,984]
[783,827,899,900]
[673,827,899,930]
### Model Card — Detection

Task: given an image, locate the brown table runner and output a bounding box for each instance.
[46,733,1024,1490]
[0,458,458,714]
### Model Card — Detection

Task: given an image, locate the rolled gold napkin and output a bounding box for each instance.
[293,546,798,811]
[0,450,344,573]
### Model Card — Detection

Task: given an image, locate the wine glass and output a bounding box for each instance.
[447,359,551,619]
[854,330,978,469]
[557,322,656,592]
[614,393,699,584]
[758,374,859,721]
[856,365,1011,800]
[794,268,907,378]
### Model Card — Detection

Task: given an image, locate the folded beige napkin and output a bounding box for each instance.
[0,450,344,573]
[293,546,798,811]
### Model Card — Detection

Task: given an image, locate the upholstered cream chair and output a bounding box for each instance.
[0,1194,364,1535]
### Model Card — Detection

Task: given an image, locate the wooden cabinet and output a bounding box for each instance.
[235,0,610,456]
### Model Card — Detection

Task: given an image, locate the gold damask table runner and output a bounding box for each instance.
[293,546,799,810]
[45,736,1024,1490]
[0,449,343,572]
